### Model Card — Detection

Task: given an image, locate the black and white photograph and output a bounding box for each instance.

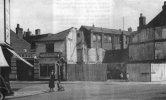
[1,0,166,100]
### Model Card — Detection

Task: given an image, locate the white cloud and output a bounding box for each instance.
[53,0,114,32]
[10,0,166,33]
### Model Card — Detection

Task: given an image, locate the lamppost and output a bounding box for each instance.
[57,51,65,82]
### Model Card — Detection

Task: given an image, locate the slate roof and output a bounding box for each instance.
[24,33,51,43]
[80,25,131,36]
[10,30,31,53]
[146,3,166,28]
[36,27,73,42]
[146,11,166,28]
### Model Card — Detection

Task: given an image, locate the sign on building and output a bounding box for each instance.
[0,0,10,44]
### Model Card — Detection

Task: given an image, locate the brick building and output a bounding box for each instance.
[31,27,77,80]
[9,24,34,81]
[79,25,131,64]
[127,2,166,82]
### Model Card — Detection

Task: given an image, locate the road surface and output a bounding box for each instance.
[7,81,166,100]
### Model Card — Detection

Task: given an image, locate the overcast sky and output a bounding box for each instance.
[10,0,166,34]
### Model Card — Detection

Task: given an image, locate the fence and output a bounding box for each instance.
[107,63,126,79]
[67,64,107,81]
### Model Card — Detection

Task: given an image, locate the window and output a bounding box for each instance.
[77,33,80,37]
[93,34,97,41]
[46,43,54,53]
[108,36,112,42]
[114,36,120,44]
[31,42,36,49]
[40,64,55,77]
[97,35,101,41]
[104,35,108,42]
[117,36,120,44]
[104,35,111,43]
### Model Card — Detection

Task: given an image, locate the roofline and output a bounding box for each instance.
[80,25,131,35]
[35,39,65,42]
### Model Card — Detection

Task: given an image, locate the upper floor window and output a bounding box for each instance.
[93,34,97,41]
[117,36,120,44]
[77,33,80,37]
[108,36,112,42]
[46,43,54,53]
[114,36,120,44]
[104,35,111,43]
[97,35,101,41]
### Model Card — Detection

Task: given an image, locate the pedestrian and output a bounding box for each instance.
[49,70,55,92]
[120,73,123,79]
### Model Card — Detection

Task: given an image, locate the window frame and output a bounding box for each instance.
[93,34,97,42]
[46,43,54,53]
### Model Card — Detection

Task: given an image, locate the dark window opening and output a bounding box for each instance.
[40,64,55,77]
[31,42,36,49]
[77,33,80,37]
[46,43,54,53]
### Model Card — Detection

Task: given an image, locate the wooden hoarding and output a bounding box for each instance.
[155,41,166,59]
[132,28,154,43]
[127,63,151,82]
[129,42,154,61]
[67,64,107,81]
[151,63,166,81]
[155,26,166,40]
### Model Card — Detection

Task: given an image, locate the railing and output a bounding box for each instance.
[18,52,35,58]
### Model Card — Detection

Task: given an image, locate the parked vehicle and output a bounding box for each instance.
[0,75,11,100]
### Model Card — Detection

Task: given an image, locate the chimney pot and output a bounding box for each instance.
[92,24,95,27]
[140,13,142,17]
[128,27,132,32]
[17,24,20,28]
[35,29,41,35]
[162,1,166,10]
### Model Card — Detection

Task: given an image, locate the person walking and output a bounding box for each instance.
[49,70,55,92]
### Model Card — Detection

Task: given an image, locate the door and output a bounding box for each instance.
[17,60,34,81]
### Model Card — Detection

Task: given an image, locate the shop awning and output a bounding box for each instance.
[7,48,33,67]
[0,46,9,67]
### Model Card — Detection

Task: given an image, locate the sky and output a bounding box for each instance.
[10,0,166,34]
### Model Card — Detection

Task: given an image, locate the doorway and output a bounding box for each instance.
[16,60,34,81]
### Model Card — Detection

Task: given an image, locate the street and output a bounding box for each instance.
[6,81,166,100]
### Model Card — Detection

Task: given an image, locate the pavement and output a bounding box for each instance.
[6,80,166,99]
[6,83,49,99]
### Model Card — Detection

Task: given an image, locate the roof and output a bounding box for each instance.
[80,25,132,36]
[36,27,73,42]
[10,30,31,53]
[146,4,166,28]
[24,33,51,43]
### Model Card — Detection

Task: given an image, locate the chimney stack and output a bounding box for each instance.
[139,13,146,26]
[16,24,23,39]
[24,28,31,37]
[92,24,95,27]
[128,27,132,32]
[163,1,166,10]
[137,13,146,31]
[35,29,41,35]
